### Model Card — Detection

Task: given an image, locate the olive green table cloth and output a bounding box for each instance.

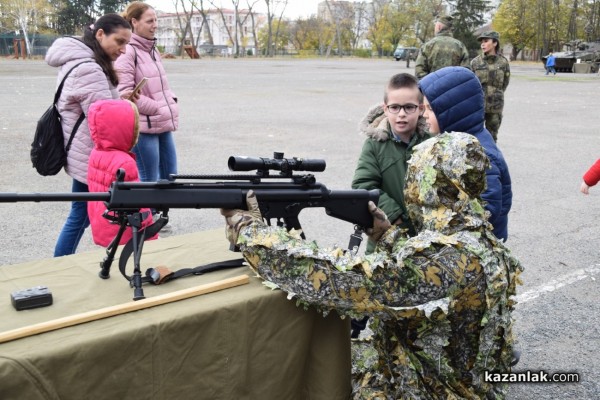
[0,230,351,400]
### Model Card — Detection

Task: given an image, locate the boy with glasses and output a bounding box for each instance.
[350,73,430,338]
[352,73,430,245]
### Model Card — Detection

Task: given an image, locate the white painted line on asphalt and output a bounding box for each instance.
[515,264,600,304]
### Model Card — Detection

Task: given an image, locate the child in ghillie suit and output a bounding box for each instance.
[87,99,155,247]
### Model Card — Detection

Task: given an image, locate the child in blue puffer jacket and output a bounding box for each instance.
[418,66,513,241]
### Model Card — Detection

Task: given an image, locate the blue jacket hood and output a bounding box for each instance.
[417,66,512,242]
[419,66,484,134]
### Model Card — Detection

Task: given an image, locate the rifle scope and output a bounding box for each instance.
[228,152,326,173]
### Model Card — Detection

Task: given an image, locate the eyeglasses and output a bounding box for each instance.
[385,103,420,115]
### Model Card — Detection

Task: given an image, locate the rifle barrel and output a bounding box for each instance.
[0,193,110,203]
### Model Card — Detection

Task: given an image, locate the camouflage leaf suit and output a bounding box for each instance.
[234,132,523,399]
[415,29,470,79]
[470,54,511,141]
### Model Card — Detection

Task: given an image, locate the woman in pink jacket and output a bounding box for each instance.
[116,2,179,186]
[45,13,134,257]
[87,99,155,247]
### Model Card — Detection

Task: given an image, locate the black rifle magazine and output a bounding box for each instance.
[11,286,53,311]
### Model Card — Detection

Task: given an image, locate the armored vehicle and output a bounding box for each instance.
[542,40,600,72]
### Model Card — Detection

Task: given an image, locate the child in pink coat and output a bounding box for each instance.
[580,159,600,194]
[87,99,155,247]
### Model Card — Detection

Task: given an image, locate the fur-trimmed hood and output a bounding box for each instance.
[359,104,429,141]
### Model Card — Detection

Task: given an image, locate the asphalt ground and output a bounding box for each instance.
[1,57,599,399]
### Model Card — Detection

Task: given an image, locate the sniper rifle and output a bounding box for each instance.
[0,153,379,300]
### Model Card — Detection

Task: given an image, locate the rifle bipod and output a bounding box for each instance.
[99,210,167,300]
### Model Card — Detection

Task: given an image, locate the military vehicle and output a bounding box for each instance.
[393,46,418,61]
[542,40,600,72]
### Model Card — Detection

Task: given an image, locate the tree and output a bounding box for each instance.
[54,0,96,35]
[97,0,128,15]
[411,0,443,45]
[448,0,491,55]
[246,0,262,55]
[365,0,391,57]
[208,0,237,55]
[351,1,369,50]
[289,16,326,52]
[1,0,54,56]
[386,0,415,49]
[494,0,538,60]
[190,0,214,47]
[174,0,197,58]
[262,0,288,56]
[234,1,260,56]
[257,17,289,55]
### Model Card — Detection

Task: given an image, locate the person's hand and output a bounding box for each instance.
[365,201,391,242]
[120,90,139,102]
[220,190,263,245]
[580,181,590,195]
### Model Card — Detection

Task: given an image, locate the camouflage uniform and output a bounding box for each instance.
[470,54,510,141]
[233,133,523,399]
[415,29,470,79]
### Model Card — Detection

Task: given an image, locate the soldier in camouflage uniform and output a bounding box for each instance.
[470,31,511,142]
[222,132,523,399]
[414,16,470,79]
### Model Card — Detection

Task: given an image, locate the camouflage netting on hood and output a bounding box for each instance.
[405,132,492,234]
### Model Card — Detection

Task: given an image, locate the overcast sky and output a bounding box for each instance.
[149,0,328,19]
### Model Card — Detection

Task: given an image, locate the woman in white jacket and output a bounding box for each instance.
[45,14,133,257]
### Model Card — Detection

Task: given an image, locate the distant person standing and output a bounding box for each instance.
[414,15,470,79]
[116,1,179,183]
[470,31,510,142]
[545,52,557,75]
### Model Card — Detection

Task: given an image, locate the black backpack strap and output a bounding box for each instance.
[53,60,93,105]
[55,60,94,154]
[65,113,85,152]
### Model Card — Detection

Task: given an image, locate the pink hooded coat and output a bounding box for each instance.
[87,100,155,247]
[114,33,179,134]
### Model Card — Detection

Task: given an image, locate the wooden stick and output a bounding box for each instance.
[0,274,249,344]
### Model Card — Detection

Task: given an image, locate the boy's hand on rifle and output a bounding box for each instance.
[221,190,263,245]
[365,201,391,242]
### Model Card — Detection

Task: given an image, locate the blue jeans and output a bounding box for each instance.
[546,66,556,75]
[54,179,90,257]
[133,131,178,181]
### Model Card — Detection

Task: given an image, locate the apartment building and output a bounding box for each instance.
[155,8,266,56]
